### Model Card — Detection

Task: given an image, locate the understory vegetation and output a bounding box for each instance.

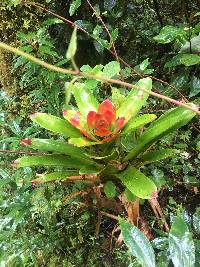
[0,0,200,266]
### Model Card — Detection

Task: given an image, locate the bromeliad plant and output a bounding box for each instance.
[14,77,197,202]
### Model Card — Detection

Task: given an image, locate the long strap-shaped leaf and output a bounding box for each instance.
[14,155,90,169]
[169,215,195,267]
[21,138,93,163]
[124,106,196,161]
[119,218,156,267]
[32,171,79,184]
[30,113,82,138]
[139,148,180,165]
[117,78,152,122]
[117,166,157,199]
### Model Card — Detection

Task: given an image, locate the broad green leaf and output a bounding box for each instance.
[72,83,99,117]
[117,78,152,123]
[189,76,200,98]
[104,181,117,198]
[122,114,157,135]
[32,171,79,184]
[124,188,137,201]
[169,215,195,267]
[117,166,157,199]
[68,137,102,147]
[14,155,86,169]
[139,149,180,165]
[66,27,77,60]
[180,54,200,66]
[153,26,186,44]
[30,113,82,138]
[21,138,93,163]
[124,106,196,161]
[69,0,81,16]
[103,61,120,78]
[180,35,200,54]
[119,218,156,267]
[164,54,183,69]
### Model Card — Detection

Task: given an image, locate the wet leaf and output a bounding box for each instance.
[14,155,87,169]
[103,61,120,78]
[154,26,186,44]
[104,181,117,198]
[180,54,200,66]
[32,171,79,184]
[119,218,156,267]
[117,166,157,199]
[139,149,180,165]
[30,113,82,138]
[169,215,195,267]
[124,106,196,161]
[189,76,200,98]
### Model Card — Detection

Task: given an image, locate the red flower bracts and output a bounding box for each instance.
[63,99,125,142]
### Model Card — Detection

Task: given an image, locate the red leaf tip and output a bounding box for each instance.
[63,110,68,117]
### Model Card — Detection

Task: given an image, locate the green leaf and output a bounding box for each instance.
[119,218,156,267]
[66,27,77,60]
[153,26,186,44]
[14,155,86,169]
[104,181,117,198]
[122,114,157,135]
[79,165,101,174]
[180,54,200,66]
[189,76,200,98]
[117,166,157,199]
[103,61,120,78]
[124,106,196,161]
[139,149,180,165]
[69,0,81,16]
[21,138,92,163]
[72,83,99,117]
[32,171,79,184]
[30,113,82,138]
[124,188,137,201]
[117,78,152,123]
[193,207,200,234]
[68,137,102,147]
[169,215,195,267]
[180,35,200,54]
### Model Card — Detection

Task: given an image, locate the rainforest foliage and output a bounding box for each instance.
[0,0,200,266]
